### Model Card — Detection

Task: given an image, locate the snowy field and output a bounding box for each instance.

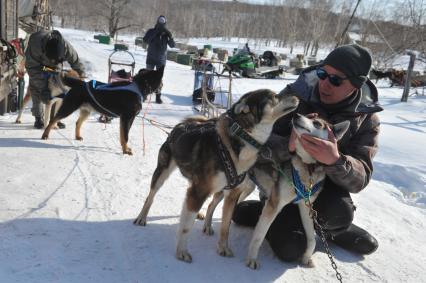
[0,28,425,283]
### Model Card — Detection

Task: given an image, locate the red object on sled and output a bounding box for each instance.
[107,50,136,83]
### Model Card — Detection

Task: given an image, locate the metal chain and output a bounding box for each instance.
[307,200,343,283]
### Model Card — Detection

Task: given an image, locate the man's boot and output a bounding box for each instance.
[34,117,44,129]
[57,121,66,129]
[155,93,163,104]
[329,223,378,255]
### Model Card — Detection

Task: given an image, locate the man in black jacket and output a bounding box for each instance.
[143,15,175,104]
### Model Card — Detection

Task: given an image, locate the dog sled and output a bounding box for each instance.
[99,50,136,123]
[192,59,233,118]
[108,50,136,83]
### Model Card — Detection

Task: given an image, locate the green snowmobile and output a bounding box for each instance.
[223,45,257,77]
[223,44,283,79]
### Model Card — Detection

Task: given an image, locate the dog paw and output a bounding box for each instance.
[133,217,147,226]
[196,212,205,220]
[202,226,214,235]
[15,119,21,124]
[217,245,234,257]
[123,148,133,155]
[176,250,192,263]
[75,136,83,141]
[246,258,260,270]
[41,134,48,140]
[301,257,315,268]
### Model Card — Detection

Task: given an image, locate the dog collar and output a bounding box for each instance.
[291,166,322,203]
[229,121,263,149]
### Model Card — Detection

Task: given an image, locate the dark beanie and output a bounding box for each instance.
[323,44,372,88]
[157,15,166,24]
[45,30,65,62]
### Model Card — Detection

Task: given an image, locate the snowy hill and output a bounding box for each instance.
[0,28,425,283]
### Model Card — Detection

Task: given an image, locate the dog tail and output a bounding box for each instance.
[63,76,84,88]
[150,140,175,190]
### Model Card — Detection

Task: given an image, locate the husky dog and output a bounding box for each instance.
[133,90,299,263]
[248,114,350,268]
[41,67,164,155]
[203,113,350,269]
[15,70,80,128]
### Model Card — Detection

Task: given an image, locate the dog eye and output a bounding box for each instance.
[313,121,322,128]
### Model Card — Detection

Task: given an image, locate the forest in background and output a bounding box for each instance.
[49,0,425,65]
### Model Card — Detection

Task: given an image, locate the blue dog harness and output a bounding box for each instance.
[291,166,322,203]
[85,80,144,118]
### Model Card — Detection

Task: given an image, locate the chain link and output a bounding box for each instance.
[307,200,343,283]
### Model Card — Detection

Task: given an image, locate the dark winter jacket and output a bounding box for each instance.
[274,65,383,193]
[25,30,85,77]
[143,24,175,66]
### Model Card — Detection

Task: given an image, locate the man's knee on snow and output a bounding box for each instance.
[266,229,307,262]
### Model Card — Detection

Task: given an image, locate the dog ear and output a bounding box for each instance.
[234,101,250,114]
[332,120,350,141]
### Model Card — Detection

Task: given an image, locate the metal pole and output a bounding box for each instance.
[401,51,416,102]
[335,0,362,48]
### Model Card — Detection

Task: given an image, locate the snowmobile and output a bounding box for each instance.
[222,45,283,79]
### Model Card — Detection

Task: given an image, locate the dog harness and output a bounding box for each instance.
[170,119,263,190]
[216,134,247,190]
[84,80,144,118]
[291,166,322,203]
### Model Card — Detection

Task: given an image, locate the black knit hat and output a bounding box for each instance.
[157,15,166,25]
[45,30,65,63]
[323,44,372,88]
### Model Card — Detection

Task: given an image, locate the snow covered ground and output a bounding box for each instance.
[0,28,425,283]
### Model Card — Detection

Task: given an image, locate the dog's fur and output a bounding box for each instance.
[133,90,299,263]
[203,113,350,269]
[15,70,80,127]
[41,66,164,155]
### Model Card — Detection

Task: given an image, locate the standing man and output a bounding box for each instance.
[233,44,382,261]
[143,15,175,104]
[25,29,85,129]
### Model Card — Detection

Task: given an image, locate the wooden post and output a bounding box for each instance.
[401,51,416,102]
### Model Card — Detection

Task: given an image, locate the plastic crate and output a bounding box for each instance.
[114,43,128,51]
[167,50,179,62]
[176,54,194,66]
[98,35,111,44]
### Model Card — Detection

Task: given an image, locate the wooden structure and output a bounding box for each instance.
[0,0,50,115]
[0,0,19,114]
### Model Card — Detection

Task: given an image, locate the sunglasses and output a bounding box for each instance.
[316,67,348,87]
